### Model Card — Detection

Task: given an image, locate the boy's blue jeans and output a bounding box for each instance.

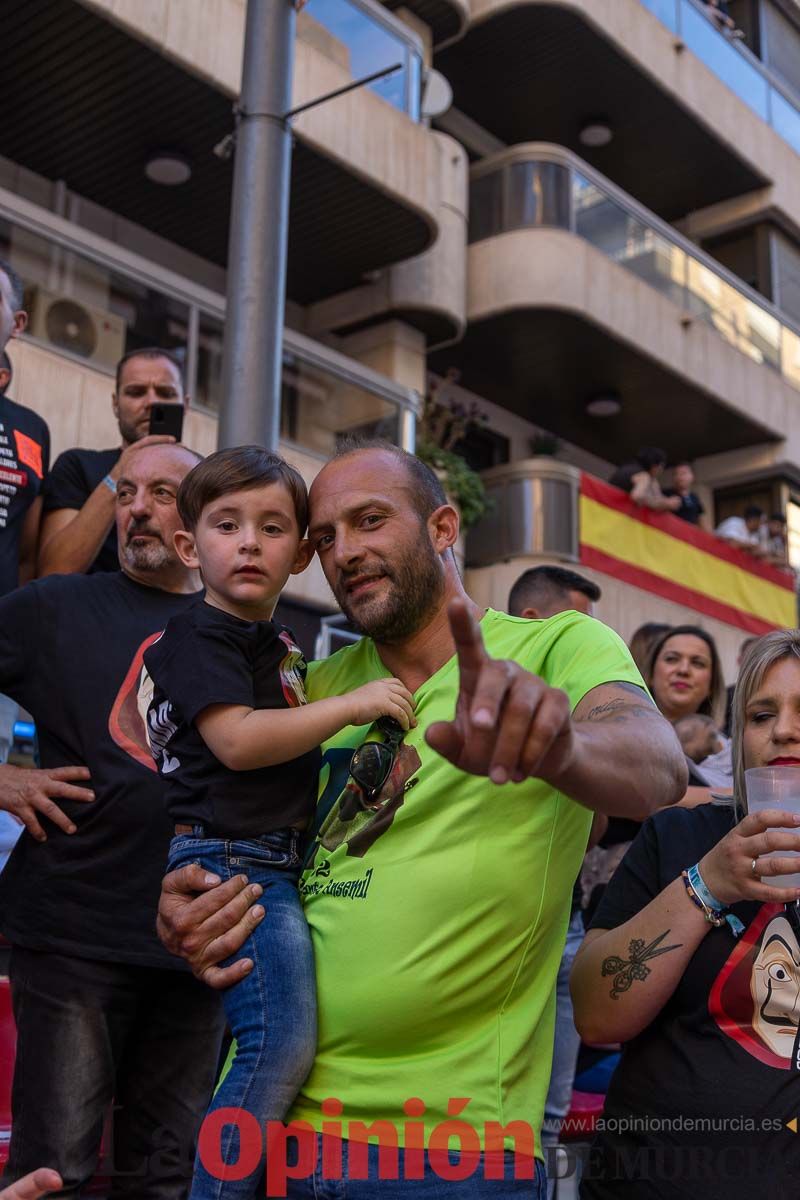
[167,828,317,1200]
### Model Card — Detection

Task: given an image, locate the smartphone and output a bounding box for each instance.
[149,404,184,441]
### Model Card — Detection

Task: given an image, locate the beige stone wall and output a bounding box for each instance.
[467,228,800,461]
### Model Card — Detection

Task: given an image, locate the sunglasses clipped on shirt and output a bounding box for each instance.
[348,716,406,811]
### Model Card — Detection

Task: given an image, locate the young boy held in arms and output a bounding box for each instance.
[143,446,415,1200]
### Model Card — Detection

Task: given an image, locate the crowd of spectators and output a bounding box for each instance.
[2,248,799,1200]
[612,446,792,572]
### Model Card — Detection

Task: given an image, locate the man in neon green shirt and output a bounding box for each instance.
[158,445,687,1196]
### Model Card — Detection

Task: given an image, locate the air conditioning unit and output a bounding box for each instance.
[28,288,126,369]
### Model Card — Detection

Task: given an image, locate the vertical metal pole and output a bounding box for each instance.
[218,0,295,450]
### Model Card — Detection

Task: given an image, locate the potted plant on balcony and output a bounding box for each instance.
[416,372,491,531]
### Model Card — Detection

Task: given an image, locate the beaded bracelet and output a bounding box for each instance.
[682,870,726,926]
[681,868,744,937]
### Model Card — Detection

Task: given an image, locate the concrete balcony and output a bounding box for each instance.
[436,0,800,236]
[430,143,800,468]
[382,0,470,47]
[3,0,463,315]
[464,460,797,677]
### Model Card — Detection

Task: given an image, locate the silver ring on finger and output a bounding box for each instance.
[751,857,760,878]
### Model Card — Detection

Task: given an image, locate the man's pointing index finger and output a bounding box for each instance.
[448,597,487,697]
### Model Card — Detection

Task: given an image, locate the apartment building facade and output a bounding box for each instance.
[4,0,800,665]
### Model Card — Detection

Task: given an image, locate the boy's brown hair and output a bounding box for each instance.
[177,446,309,534]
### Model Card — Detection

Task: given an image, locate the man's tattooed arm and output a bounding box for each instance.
[582,681,657,724]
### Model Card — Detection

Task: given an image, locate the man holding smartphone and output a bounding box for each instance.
[38,346,188,576]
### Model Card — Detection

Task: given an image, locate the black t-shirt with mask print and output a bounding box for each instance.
[41,446,121,572]
[144,599,320,838]
[581,803,800,1199]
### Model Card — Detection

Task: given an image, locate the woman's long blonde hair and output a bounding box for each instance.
[730,629,800,817]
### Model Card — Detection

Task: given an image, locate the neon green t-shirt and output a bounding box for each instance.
[289,609,645,1155]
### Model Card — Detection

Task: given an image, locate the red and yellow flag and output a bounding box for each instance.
[580,474,796,635]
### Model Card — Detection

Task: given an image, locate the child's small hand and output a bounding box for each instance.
[348,678,416,730]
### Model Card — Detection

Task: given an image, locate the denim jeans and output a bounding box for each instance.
[541,911,584,1197]
[167,829,317,1200]
[280,1139,548,1198]
[5,946,225,1200]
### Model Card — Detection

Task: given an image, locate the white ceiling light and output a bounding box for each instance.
[586,393,622,418]
[145,153,192,186]
[579,121,613,148]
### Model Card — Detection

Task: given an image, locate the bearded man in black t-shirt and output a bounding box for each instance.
[0,441,224,1199]
[38,346,189,577]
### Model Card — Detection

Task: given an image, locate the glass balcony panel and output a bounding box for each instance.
[772,87,800,155]
[306,0,419,117]
[195,313,225,413]
[642,0,800,158]
[505,162,570,231]
[469,172,506,244]
[640,0,679,31]
[280,351,400,457]
[782,325,800,391]
[0,216,188,376]
[574,175,687,308]
[686,257,781,370]
[679,0,770,120]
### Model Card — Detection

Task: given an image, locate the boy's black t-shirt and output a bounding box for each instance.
[582,803,800,1199]
[143,600,320,838]
[0,571,200,968]
[41,446,121,572]
[0,395,50,596]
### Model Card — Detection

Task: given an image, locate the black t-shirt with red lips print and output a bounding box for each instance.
[0,571,199,967]
[143,599,320,839]
[581,803,800,1199]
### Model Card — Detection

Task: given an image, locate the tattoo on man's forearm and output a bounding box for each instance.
[584,681,656,723]
[601,930,683,999]
[585,699,655,722]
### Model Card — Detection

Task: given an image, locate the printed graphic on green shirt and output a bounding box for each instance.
[305,740,421,866]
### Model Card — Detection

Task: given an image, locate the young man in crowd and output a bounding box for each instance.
[609,447,682,514]
[0,442,224,1198]
[663,461,705,526]
[37,346,188,575]
[508,565,601,620]
[715,504,766,556]
[158,443,687,1197]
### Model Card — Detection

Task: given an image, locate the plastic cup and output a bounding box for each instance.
[745,766,800,887]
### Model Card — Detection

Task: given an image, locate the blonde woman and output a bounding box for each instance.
[572,629,800,1198]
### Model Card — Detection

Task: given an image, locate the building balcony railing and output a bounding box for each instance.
[305,0,423,120]
[640,0,800,155]
[467,459,797,635]
[0,186,419,460]
[469,143,800,395]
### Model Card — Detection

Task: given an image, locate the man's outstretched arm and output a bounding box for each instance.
[425,600,686,819]
[553,679,687,818]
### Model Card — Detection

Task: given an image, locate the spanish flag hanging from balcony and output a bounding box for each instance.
[580,474,796,635]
